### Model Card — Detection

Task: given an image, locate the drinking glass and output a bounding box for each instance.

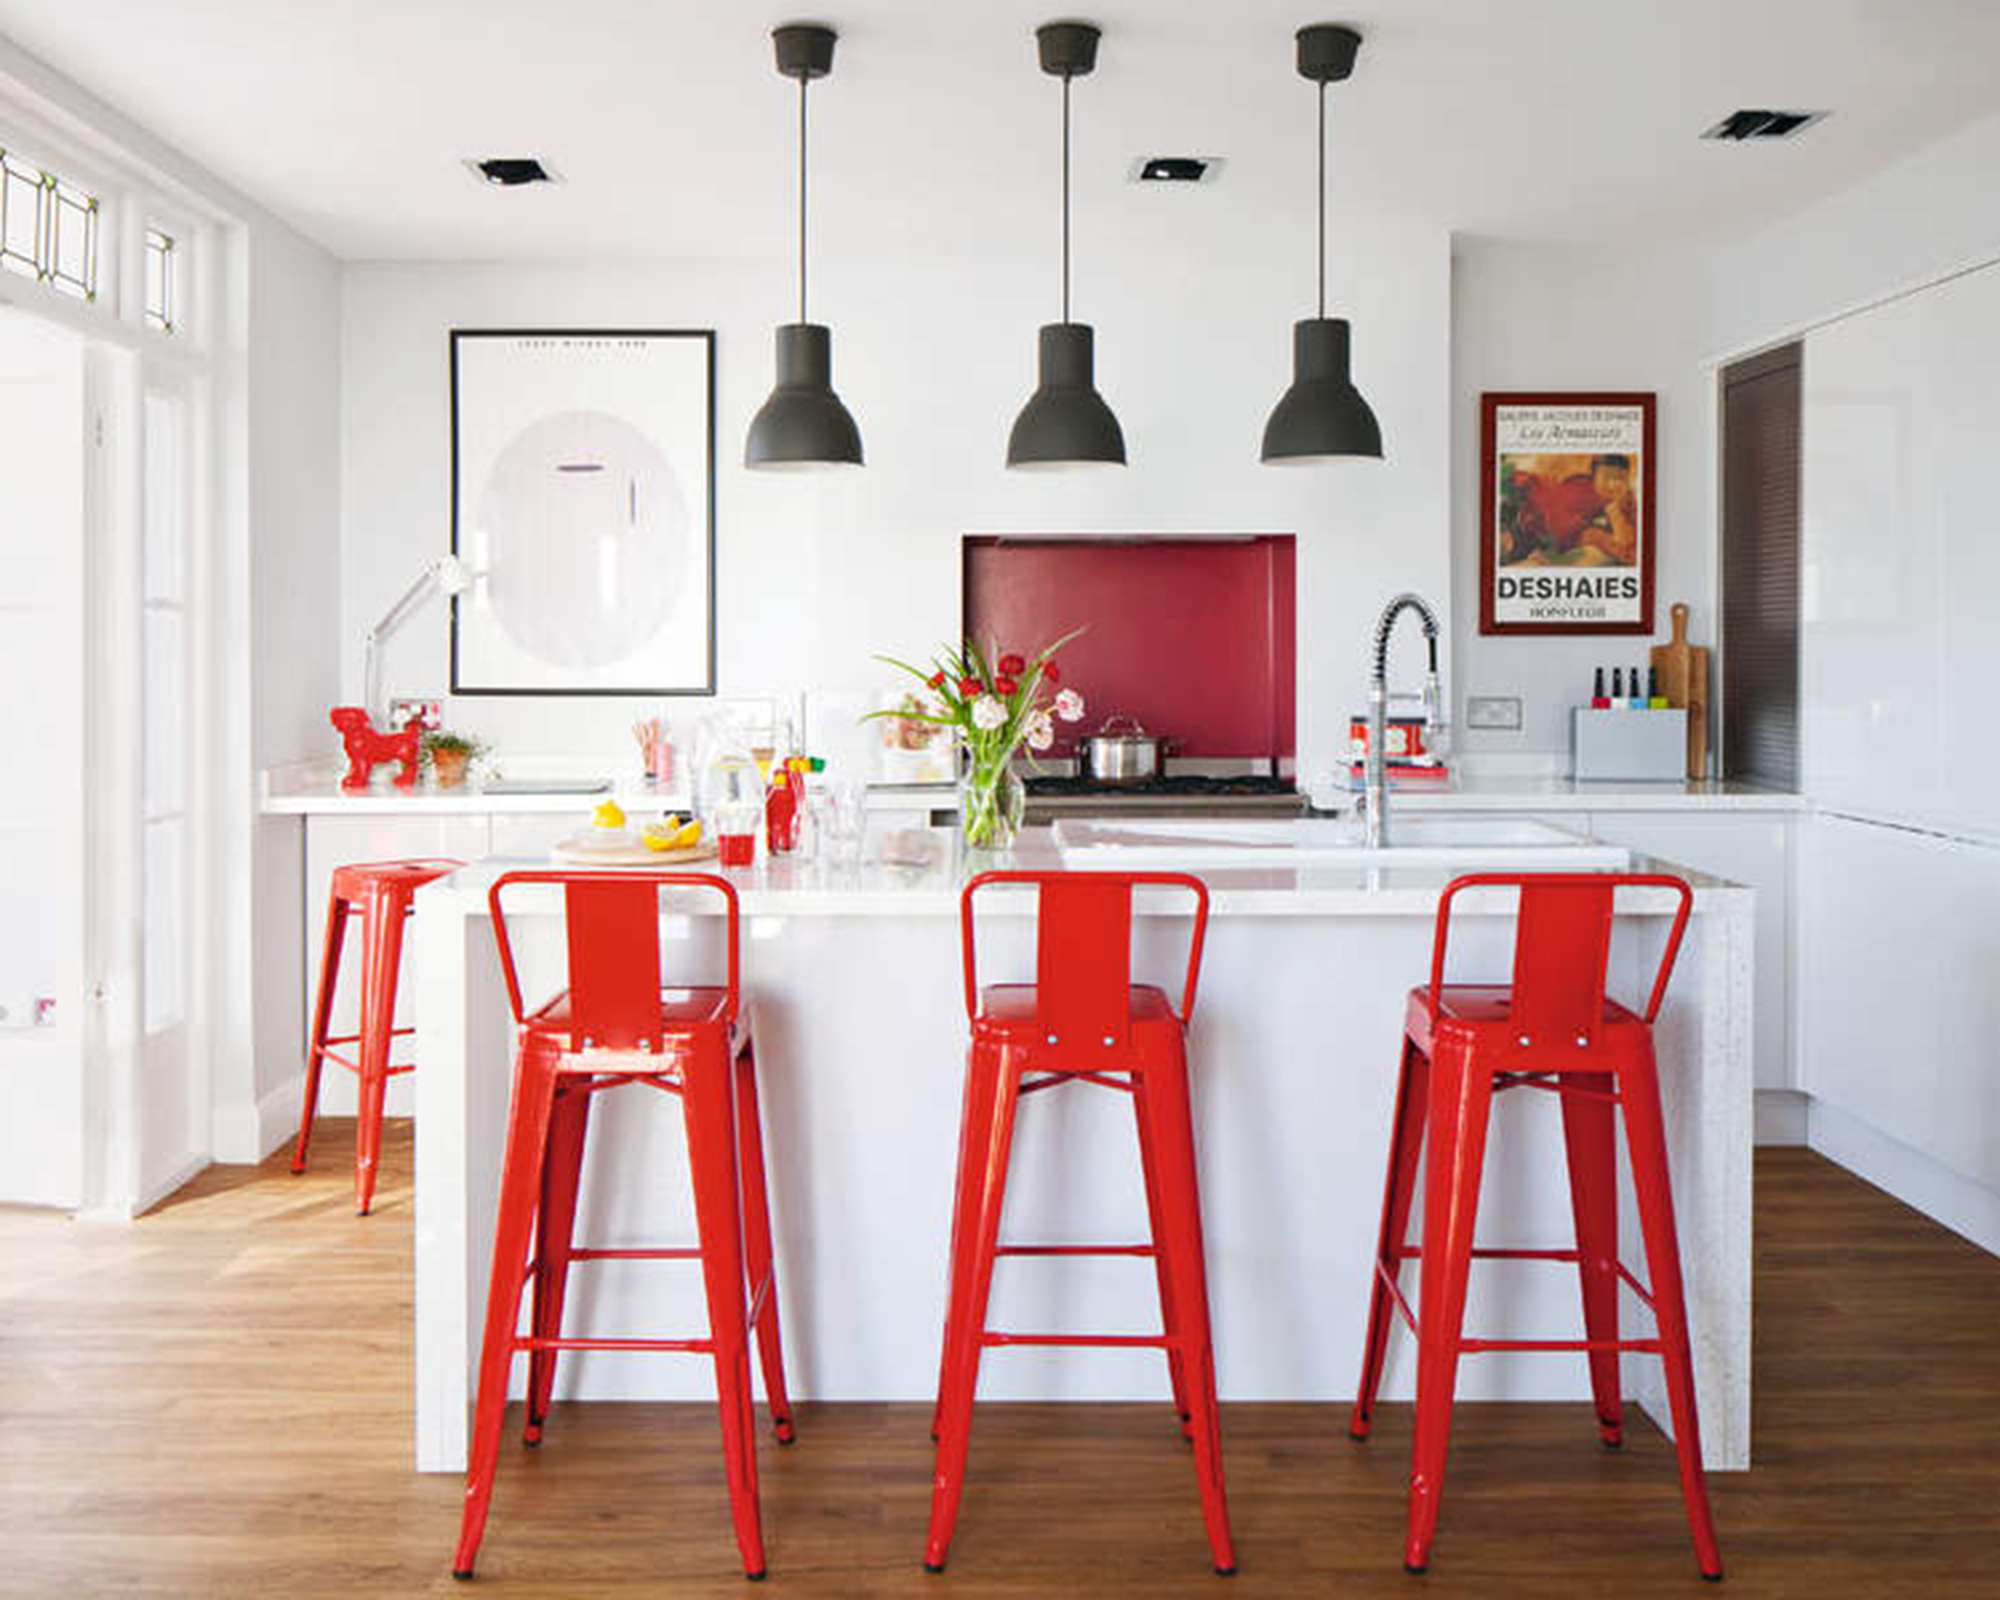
[818,779,868,869]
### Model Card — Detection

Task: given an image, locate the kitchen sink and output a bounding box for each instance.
[1051,815,1630,869]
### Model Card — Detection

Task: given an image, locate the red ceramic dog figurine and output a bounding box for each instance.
[331,706,422,790]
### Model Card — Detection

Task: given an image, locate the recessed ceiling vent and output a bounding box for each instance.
[1701,110,1827,141]
[1132,156,1222,184]
[464,157,563,187]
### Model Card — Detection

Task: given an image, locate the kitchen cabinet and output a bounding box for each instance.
[1796,813,2000,1252]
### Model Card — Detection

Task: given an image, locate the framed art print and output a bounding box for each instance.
[1479,391,1656,635]
[450,329,716,694]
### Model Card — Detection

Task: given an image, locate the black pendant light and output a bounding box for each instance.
[1262,24,1382,463]
[1007,21,1126,470]
[746,23,863,470]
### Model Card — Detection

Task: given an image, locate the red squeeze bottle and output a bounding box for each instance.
[765,763,801,854]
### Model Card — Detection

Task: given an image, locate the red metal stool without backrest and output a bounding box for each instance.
[1348,872,1722,1580]
[925,870,1236,1577]
[451,870,794,1583]
[292,858,462,1214]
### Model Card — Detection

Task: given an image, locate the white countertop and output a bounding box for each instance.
[420,825,1746,920]
[264,757,1802,818]
[1347,773,1804,812]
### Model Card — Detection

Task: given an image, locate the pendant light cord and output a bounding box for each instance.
[1317,78,1327,320]
[797,75,809,324]
[1060,71,1072,324]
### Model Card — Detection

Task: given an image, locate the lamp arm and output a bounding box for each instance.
[362,561,452,721]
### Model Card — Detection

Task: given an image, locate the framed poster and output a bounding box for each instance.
[450,329,715,695]
[1479,391,1655,635]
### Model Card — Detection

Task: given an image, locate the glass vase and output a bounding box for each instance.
[958,759,1025,853]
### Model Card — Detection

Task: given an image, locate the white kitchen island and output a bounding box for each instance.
[411,826,1753,1476]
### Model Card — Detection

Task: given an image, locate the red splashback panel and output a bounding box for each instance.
[961,536,1296,760]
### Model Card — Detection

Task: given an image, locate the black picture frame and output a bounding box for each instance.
[448,328,717,696]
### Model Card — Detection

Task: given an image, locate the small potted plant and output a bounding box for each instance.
[421,729,485,788]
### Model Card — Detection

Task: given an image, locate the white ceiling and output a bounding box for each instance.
[1,0,1997,261]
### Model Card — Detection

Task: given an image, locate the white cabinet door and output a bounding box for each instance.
[1584,814,1793,1093]
[1801,264,2000,838]
[487,813,578,859]
[0,317,86,1206]
[302,816,490,1118]
[1799,814,2000,1199]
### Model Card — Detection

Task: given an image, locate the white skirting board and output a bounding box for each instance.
[210,1076,305,1166]
[1809,1097,2000,1258]
[1754,1089,1808,1145]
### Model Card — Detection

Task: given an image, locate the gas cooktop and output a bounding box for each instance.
[1020,772,1305,817]
[1025,773,1297,798]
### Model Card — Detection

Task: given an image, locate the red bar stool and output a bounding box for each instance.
[925,870,1236,1577]
[292,857,461,1214]
[1349,872,1723,1580]
[452,870,793,1583]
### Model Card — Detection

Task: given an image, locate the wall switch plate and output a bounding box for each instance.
[388,696,445,731]
[1466,695,1523,731]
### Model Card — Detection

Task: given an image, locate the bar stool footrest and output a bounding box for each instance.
[982,1332,1170,1349]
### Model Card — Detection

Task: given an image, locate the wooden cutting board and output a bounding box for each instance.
[550,834,719,867]
[1650,602,1711,779]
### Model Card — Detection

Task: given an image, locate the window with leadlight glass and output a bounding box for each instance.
[0,144,99,301]
[145,228,175,333]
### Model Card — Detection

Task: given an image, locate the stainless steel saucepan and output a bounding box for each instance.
[1078,716,1167,786]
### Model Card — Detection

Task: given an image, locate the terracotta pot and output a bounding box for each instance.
[431,749,471,788]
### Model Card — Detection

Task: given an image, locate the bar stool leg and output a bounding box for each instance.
[1619,1046,1725,1582]
[1131,1068,1193,1442]
[1135,1040,1237,1577]
[682,1038,768,1581]
[524,1082,593,1446]
[352,888,408,1216]
[733,1031,797,1445]
[931,1045,1001,1443]
[1559,1068,1627,1447]
[453,1048,560,1581]
[293,896,349,1174]
[1351,1038,1429,1441]
[1404,1048,1494,1576]
[924,1051,1023,1574]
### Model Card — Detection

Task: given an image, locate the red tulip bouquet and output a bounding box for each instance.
[871,629,1086,849]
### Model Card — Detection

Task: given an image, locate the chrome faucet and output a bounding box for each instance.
[1362,592,1446,849]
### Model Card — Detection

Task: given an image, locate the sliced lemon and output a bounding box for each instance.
[673,818,703,848]
[592,798,627,831]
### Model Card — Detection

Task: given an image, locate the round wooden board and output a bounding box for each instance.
[549,835,720,867]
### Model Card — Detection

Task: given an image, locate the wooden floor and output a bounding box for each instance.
[2,1129,1997,1598]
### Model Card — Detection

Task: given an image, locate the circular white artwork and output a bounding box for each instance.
[475,408,690,668]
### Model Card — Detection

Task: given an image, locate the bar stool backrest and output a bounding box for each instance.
[960,871,1211,1040]
[487,870,743,1051]
[1429,872,1695,1044]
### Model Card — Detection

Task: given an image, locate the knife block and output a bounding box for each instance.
[1572,708,1688,781]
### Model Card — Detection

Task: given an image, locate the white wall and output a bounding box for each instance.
[1704,108,2000,362]
[242,223,344,1125]
[1449,239,1719,757]
[341,214,1451,781]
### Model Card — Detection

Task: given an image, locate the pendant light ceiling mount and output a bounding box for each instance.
[1262,21,1382,465]
[772,21,836,80]
[1295,21,1360,84]
[1007,19,1126,470]
[745,21,863,470]
[1036,20,1100,77]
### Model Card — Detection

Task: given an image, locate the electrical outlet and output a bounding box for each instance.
[1465,695,1523,731]
[389,696,445,731]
